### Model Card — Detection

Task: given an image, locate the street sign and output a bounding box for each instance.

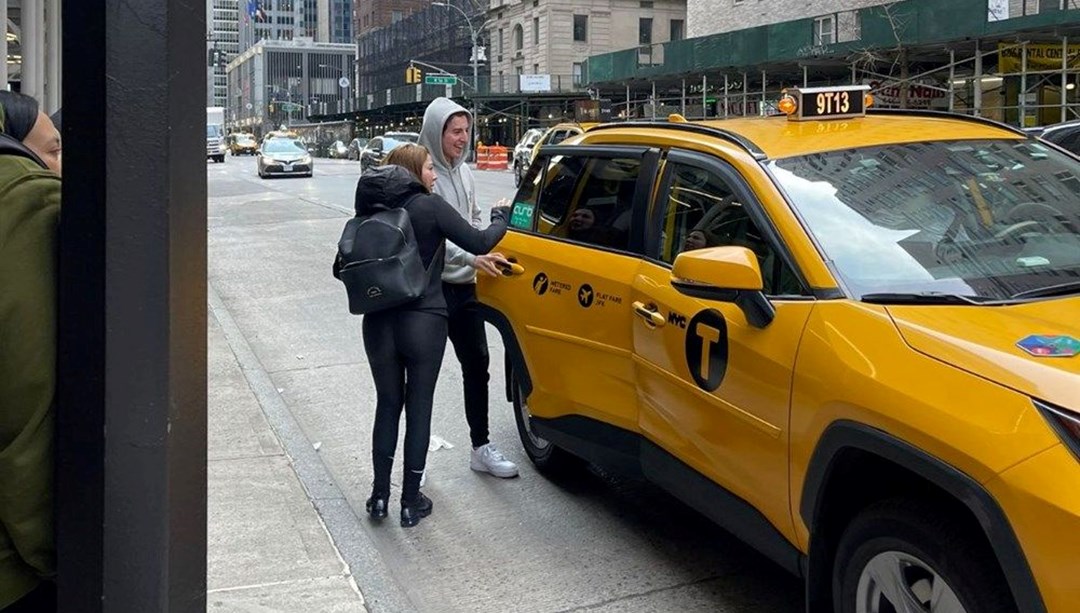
[425,75,458,86]
[339,76,350,88]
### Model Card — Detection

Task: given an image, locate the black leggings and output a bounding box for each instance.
[362,310,447,500]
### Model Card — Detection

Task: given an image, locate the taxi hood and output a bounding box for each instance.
[887,297,1080,411]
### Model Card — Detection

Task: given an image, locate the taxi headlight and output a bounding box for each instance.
[1035,399,1080,462]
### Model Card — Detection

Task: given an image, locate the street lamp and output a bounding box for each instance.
[432,1,490,152]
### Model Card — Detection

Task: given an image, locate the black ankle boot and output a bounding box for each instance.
[400,492,433,527]
[366,491,389,519]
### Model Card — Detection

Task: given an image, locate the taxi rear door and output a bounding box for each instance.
[631,149,814,553]
[480,145,660,445]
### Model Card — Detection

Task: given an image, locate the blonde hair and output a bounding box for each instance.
[382,143,430,188]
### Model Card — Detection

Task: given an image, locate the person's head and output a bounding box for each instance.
[568,208,596,232]
[383,143,437,192]
[0,91,61,176]
[684,230,707,251]
[442,112,470,164]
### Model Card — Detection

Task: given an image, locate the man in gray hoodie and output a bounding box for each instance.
[418,97,518,478]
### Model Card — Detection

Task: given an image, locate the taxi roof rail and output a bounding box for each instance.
[866,108,1030,137]
[590,121,768,161]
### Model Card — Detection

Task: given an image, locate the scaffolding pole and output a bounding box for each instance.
[974,39,983,116]
[1020,42,1028,126]
[702,74,707,119]
[681,78,686,116]
[723,74,729,118]
[949,49,955,112]
[1064,35,1070,124]
[651,81,657,119]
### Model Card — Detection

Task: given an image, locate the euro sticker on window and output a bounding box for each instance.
[511,202,535,229]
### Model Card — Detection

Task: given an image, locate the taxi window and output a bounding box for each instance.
[534,155,640,251]
[656,162,803,296]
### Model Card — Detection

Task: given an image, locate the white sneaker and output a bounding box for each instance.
[470,443,519,478]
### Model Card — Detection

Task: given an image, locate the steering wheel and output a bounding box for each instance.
[994,202,1065,240]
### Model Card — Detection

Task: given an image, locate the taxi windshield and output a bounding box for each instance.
[771,139,1080,301]
[263,139,306,155]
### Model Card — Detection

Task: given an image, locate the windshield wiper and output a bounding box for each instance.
[1009,281,1080,300]
[860,292,995,305]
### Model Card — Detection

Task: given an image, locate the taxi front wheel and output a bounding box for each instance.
[511,374,584,474]
[832,498,1016,613]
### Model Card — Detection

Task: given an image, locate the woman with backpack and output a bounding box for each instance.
[356,143,509,527]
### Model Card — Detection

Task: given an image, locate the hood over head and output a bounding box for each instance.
[419,97,472,171]
[353,164,427,217]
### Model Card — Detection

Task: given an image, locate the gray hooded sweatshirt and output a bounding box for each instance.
[419,97,479,285]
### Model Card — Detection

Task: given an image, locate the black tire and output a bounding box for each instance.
[833,498,1017,613]
[511,372,584,474]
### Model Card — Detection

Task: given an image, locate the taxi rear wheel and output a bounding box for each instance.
[833,499,1017,613]
[511,375,583,473]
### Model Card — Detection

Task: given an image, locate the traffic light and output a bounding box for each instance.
[406,65,422,84]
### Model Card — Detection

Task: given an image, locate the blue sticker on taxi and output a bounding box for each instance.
[1016,335,1080,357]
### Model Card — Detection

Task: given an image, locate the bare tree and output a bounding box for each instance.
[848,2,913,107]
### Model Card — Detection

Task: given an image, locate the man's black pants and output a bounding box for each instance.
[443,282,490,449]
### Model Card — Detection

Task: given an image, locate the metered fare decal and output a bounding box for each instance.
[529,272,623,308]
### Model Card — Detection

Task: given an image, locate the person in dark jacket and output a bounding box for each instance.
[357,145,509,527]
[0,91,62,612]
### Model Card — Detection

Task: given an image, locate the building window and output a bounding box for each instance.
[572,62,584,85]
[573,14,588,42]
[513,24,524,52]
[533,63,539,73]
[814,15,836,45]
[670,19,684,41]
[639,17,652,45]
[498,27,504,57]
[533,17,540,46]
[640,0,653,7]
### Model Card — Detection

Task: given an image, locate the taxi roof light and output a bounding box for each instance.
[778,95,798,116]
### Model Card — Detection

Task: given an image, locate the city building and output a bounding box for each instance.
[3,0,62,113]
[208,0,240,107]
[347,0,687,144]
[585,0,1080,127]
[226,37,355,135]
[239,0,319,52]
[317,0,354,43]
[354,0,429,35]
[686,0,886,39]
[487,0,687,94]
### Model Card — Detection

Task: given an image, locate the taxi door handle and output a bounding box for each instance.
[495,260,525,277]
[632,301,666,327]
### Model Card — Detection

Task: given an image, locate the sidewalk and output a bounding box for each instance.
[206,308,367,612]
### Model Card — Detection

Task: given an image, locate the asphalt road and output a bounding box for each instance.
[208,155,804,613]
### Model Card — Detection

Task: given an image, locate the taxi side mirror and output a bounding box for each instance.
[671,246,775,328]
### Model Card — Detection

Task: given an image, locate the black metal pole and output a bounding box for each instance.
[57,1,208,611]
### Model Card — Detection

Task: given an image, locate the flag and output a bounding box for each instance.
[247,0,266,22]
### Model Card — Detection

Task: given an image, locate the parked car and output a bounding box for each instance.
[228,132,259,156]
[358,132,420,173]
[480,85,1080,613]
[1029,119,1080,155]
[512,129,544,187]
[346,137,370,160]
[327,140,349,159]
[257,137,313,179]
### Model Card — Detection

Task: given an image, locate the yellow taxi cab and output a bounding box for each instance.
[227,132,258,156]
[528,121,598,165]
[478,85,1080,613]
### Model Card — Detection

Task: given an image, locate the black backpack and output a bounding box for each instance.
[332,200,443,315]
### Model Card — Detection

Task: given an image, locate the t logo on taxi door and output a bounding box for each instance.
[684,309,728,392]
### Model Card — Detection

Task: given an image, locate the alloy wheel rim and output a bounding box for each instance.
[517,385,549,450]
[855,550,966,613]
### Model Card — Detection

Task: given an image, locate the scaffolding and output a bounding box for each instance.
[597,35,1079,128]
